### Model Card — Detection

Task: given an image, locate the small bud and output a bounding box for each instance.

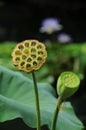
[57,71,80,98]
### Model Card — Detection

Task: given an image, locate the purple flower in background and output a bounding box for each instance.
[39,18,62,34]
[57,33,72,43]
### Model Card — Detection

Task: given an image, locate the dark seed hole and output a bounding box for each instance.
[31,42,36,46]
[25,42,29,47]
[37,45,42,49]
[20,62,25,66]
[37,57,42,61]
[22,55,27,60]
[18,45,24,50]
[38,51,43,54]
[15,57,20,61]
[33,61,37,66]
[26,64,31,68]
[31,54,36,58]
[31,48,36,52]
[27,58,32,62]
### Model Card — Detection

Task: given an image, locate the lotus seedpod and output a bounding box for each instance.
[12,40,47,72]
[57,71,80,98]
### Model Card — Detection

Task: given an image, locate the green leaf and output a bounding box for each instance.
[0,66,84,130]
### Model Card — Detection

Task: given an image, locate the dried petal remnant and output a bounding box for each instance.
[12,40,47,72]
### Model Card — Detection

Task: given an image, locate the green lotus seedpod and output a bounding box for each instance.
[57,71,80,98]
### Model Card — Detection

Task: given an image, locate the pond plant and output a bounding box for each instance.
[12,39,47,130]
[0,40,85,130]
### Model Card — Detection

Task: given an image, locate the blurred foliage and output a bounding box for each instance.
[0,42,86,83]
[0,42,16,70]
[46,43,86,80]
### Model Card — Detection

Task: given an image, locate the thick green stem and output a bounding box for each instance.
[51,96,63,130]
[32,71,41,130]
